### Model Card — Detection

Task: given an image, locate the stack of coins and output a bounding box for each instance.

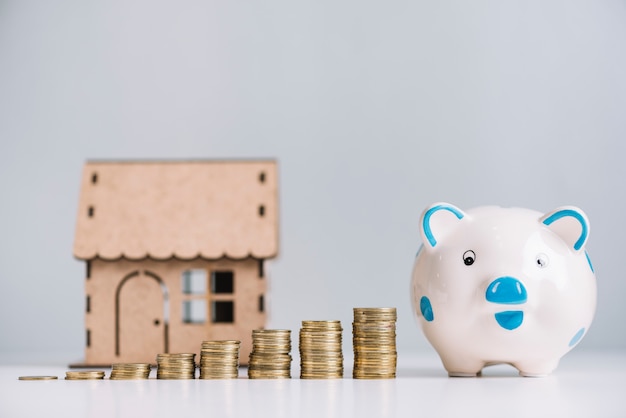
[199,340,241,379]
[352,307,397,379]
[110,363,151,380]
[299,320,343,379]
[248,329,292,379]
[65,370,106,380]
[156,353,196,379]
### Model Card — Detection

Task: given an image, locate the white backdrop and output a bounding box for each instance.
[1,0,625,362]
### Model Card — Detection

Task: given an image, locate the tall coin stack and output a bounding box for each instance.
[199,340,241,379]
[156,353,196,379]
[248,329,292,379]
[352,307,397,379]
[299,320,343,379]
[110,363,151,380]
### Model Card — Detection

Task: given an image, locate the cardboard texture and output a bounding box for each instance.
[74,160,278,366]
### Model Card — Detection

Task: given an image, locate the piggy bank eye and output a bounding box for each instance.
[463,250,476,266]
[536,253,549,268]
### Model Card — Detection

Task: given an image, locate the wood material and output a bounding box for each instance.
[74,160,279,260]
[74,160,277,366]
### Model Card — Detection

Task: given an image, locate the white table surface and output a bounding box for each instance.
[1,349,624,418]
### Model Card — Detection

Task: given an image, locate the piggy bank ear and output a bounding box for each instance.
[540,206,590,251]
[420,202,466,248]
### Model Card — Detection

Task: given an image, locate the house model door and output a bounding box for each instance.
[116,271,169,363]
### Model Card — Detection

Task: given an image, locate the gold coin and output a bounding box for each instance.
[353,311,397,323]
[302,320,342,328]
[299,320,344,379]
[18,376,58,381]
[110,363,151,380]
[65,370,105,379]
[248,328,292,378]
[352,307,397,379]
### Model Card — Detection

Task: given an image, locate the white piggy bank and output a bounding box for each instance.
[411,202,597,377]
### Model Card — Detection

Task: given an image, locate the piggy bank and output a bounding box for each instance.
[411,202,597,377]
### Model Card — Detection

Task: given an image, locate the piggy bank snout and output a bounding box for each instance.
[484,276,528,331]
[485,276,527,305]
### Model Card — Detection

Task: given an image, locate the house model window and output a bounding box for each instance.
[73,160,278,366]
[181,269,208,324]
[212,301,234,323]
[211,271,234,323]
[182,269,207,294]
[183,300,207,324]
[211,271,233,294]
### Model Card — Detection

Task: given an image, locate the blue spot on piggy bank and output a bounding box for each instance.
[411,203,597,377]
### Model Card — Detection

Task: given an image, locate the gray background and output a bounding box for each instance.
[1,0,625,362]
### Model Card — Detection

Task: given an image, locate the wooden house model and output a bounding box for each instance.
[73,160,278,365]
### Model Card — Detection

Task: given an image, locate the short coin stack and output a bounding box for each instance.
[352,307,397,379]
[110,363,151,380]
[65,370,105,380]
[199,340,241,379]
[248,329,292,379]
[156,353,196,379]
[299,320,343,379]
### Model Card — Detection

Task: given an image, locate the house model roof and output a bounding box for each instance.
[73,160,278,260]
